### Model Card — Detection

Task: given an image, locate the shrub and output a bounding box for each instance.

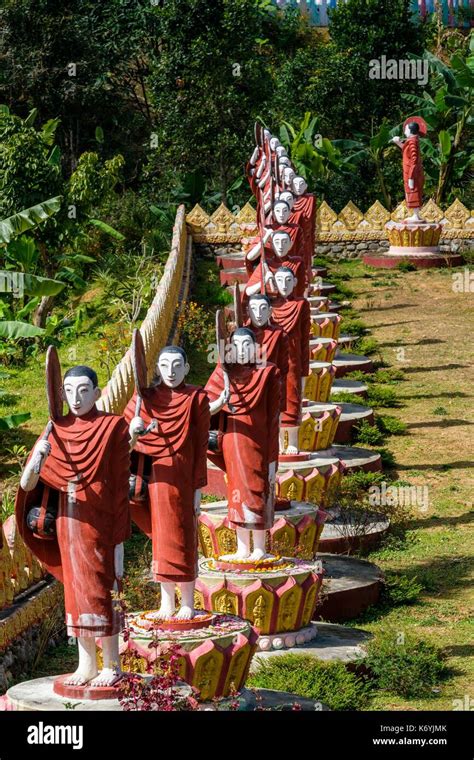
[355,336,379,356]
[397,260,417,272]
[248,655,370,711]
[373,368,405,384]
[354,421,385,446]
[367,385,400,408]
[382,573,423,606]
[340,317,368,337]
[331,391,369,405]
[433,406,448,416]
[376,447,397,468]
[363,632,447,698]
[376,415,407,436]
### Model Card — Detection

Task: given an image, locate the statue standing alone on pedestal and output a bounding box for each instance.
[391,117,427,223]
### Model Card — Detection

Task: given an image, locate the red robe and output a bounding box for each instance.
[15,408,130,638]
[270,296,311,426]
[124,384,210,583]
[245,222,305,275]
[244,321,289,411]
[205,363,280,530]
[292,193,317,279]
[245,253,306,298]
[402,136,424,208]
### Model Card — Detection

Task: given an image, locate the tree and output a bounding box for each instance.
[146,0,274,204]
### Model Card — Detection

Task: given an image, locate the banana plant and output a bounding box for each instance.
[0,197,62,245]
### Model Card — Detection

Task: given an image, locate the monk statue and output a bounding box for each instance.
[205,328,281,561]
[16,361,131,688]
[246,292,289,415]
[125,346,210,621]
[269,267,311,455]
[290,175,316,281]
[245,229,306,299]
[391,117,427,223]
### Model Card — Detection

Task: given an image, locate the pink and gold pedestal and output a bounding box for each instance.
[195,557,323,653]
[118,612,258,701]
[363,220,463,269]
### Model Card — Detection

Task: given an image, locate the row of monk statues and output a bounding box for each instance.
[14,123,317,692]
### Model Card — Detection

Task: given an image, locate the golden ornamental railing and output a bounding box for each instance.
[186,199,474,243]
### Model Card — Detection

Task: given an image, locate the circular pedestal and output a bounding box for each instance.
[328,301,343,313]
[276,455,342,506]
[316,444,382,473]
[6,676,193,711]
[122,612,258,701]
[316,553,383,622]
[308,296,329,312]
[319,508,389,554]
[337,334,358,348]
[196,558,323,637]
[309,337,338,363]
[198,500,327,560]
[310,312,341,340]
[312,266,328,278]
[303,361,336,402]
[333,352,373,378]
[333,403,375,443]
[363,252,463,269]
[330,379,369,398]
[53,675,125,701]
[252,621,370,666]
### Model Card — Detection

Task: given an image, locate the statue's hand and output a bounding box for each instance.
[263,227,273,244]
[33,439,51,462]
[129,416,146,438]
[391,136,401,144]
[220,387,231,407]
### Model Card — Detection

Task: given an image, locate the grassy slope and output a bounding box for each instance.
[332,260,474,711]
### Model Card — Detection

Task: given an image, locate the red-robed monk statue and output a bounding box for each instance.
[205,328,281,562]
[244,229,306,299]
[391,117,427,223]
[16,361,130,689]
[125,345,210,621]
[270,266,311,456]
[246,292,289,412]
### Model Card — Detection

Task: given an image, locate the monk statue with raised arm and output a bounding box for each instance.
[16,360,130,691]
[125,346,210,621]
[205,328,281,562]
[270,267,311,456]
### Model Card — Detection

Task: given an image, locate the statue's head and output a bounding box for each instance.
[283,166,296,187]
[292,175,308,196]
[273,199,291,225]
[157,346,189,388]
[62,366,100,416]
[269,136,280,151]
[404,121,420,138]
[272,230,292,258]
[279,156,291,170]
[275,266,296,298]
[263,128,271,141]
[276,146,288,158]
[279,190,295,211]
[230,327,257,365]
[248,293,272,328]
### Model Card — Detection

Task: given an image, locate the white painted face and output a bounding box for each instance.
[62,375,100,416]
[279,156,291,169]
[232,334,255,365]
[272,231,292,258]
[269,136,280,151]
[404,124,414,138]
[291,176,308,195]
[157,351,189,388]
[275,269,296,298]
[248,298,271,328]
[263,129,271,141]
[276,146,288,158]
[283,167,296,187]
[273,201,290,224]
[279,190,295,210]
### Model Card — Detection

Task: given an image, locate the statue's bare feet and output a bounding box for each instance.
[285,444,298,455]
[89,668,122,688]
[63,668,97,687]
[406,214,422,224]
[154,604,175,620]
[219,550,250,561]
[249,548,273,562]
[174,605,195,621]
